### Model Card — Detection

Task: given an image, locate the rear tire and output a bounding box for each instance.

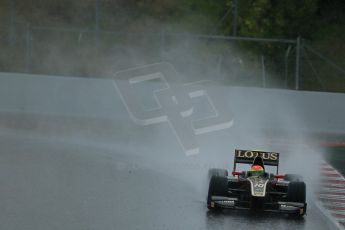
[287,181,306,217]
[208,168,228,179]
[207,176,228,210]
[285,174,303,182]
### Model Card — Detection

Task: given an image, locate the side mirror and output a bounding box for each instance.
[232,171,242,176]
[274,175,285,179]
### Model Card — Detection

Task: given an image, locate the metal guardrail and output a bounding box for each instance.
[24,25,301,88]
[2,0,345,93]
[4,23,344,92]
[305,45,345,77]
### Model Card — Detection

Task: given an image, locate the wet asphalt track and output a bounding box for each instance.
[0,131,337,230]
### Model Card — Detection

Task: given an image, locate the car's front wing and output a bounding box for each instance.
[210,196,307,215]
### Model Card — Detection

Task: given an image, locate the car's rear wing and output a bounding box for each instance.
[233,149,280,174]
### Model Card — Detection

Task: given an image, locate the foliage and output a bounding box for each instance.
[0,0,345,91]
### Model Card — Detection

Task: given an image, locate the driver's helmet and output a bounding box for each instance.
[250,165,264,176]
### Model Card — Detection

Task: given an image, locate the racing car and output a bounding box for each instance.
[207,149,307,217]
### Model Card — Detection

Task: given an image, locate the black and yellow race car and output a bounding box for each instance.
[207,149,307,217]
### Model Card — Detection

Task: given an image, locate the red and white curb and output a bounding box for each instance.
[319,162,345,229]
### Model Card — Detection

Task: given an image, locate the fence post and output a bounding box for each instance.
[284,45,292,88]
[160,30,166,59]
[217,54,223,80]
[232,0,238,36]
[25,23,32,73]
[295,36,301,90]
[95,0,100,48]
[261,55,266,87]
[8,0,16,45]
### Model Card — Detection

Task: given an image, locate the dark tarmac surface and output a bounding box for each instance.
[0,132,337,230]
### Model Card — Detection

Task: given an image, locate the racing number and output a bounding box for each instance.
[254,183,265,188]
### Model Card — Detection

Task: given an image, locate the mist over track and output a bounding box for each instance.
[1,72,345,229]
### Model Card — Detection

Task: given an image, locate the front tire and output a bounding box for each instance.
[287,181,306,217]
[207,176,228,210]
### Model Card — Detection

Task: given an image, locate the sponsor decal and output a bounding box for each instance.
[235,150,279,162]
[248,177,269,197]
[254,183,265,188]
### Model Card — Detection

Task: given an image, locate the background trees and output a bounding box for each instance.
[0,0,344,91]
